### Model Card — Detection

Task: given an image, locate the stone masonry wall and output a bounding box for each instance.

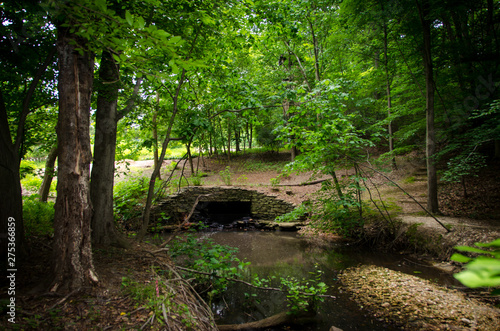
[152,187,295,225]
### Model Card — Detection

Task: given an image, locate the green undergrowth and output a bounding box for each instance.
[167,232,328,315]
[23,195,55,237]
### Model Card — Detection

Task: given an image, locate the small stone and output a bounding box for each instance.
[381,302,390,308]
[461,318,472,325]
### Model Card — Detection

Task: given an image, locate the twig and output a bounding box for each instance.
[47,287,81,311]
[140,313,155,330]
[357,163,451,233]
[158,194,212,248]
[162,302,169,329]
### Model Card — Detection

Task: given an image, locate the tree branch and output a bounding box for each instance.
[14,45,57,154]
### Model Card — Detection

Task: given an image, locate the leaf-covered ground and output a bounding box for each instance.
[340,265,500,330]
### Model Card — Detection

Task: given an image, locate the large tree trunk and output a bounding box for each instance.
[50,29,98,293]
[90,51,129,248]
[417,0,439,214]
[38,144,58,202]
[0,93,24,261]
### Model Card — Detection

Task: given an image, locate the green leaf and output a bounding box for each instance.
[125,10,133,26]
[135,16,145,30]
[169,60,179,74]
[454,257,500,288]
[476,239,500,248]
[95,0,107,11]
[170,36,182,44]
[454,245,492,255]
[450,253,472,263]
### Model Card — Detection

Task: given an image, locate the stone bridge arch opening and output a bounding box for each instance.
[152,187,297,230]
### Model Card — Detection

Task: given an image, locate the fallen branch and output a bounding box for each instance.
[217,310,316,330]
[158,194,212,248]
[357,163,451,233]
[47,287,81,311]
[276,178,330,187]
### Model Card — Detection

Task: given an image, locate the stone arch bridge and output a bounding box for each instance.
[151,187,296,227]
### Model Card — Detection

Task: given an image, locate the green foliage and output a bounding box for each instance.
[23,195,54,237]
[310,177,366,237]
[20,174,42,192]
[275,203,309,223]
[255,124,281,151]
[189,172,204,186]
[236,174,248,184]
[113,175,158,223]
[168,161,178,171]
[219,166,232,186]
[451,239,500,293]
[19,160,37,178]
[168,234,250,301]
[441,152,486,184]
[278,266,327,315]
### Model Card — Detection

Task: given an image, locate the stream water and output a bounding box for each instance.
[194,230,459,331]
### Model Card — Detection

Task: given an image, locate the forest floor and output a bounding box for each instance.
[6,150,500,330]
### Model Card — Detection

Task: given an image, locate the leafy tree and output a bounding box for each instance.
[0,0,57,259]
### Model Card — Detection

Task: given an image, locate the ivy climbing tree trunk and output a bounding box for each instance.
[51,28,98,293]
[417,0,439,214]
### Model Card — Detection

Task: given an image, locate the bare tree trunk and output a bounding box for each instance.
[153,91,161,179]
[90,50,130,249]
[51,28,98,293]
[39,144,58,202]
[187,142,194,175]
[227,122,232,161]
[382,17,397,170]
[417,0,439,214]
[249,122,253,149]
[138,69,186,240]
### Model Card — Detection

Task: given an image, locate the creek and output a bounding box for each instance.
[194,230,460,331]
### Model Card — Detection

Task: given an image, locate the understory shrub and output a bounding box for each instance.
[23,195,54,237]
[309,178,367,237]
[168,233,249,301]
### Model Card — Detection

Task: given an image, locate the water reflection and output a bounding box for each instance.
[194,231,458,330]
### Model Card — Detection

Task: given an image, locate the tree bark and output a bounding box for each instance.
[417,0,439,214]
[383,19,396,170]
[0,90,24,262]
[90,50,130,248]
[51,28,98,293]
[153,91,161,180]
[39,144,58,202]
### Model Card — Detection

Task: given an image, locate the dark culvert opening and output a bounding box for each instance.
[194,201,252,228]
